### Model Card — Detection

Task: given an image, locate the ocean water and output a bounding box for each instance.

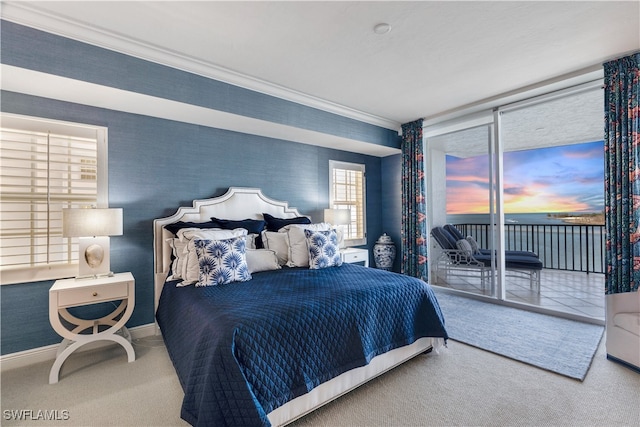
[447,212,586,225]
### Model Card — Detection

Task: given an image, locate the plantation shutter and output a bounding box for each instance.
[330,161,366,245]
[0,115,103,283]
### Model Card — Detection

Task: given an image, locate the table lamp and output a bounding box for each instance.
[63,207,123,278]
[324,208,351,248]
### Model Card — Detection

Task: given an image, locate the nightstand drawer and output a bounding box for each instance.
[57,282,129,307]
[343,251,366,263]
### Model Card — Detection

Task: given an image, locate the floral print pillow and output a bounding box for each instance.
[193,237,251,286]
[305,229,342,269]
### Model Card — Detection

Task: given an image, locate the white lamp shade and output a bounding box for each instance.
[324,208,351,225]
[63,208,123,237]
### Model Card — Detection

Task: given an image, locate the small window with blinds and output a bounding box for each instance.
[0,114,107,284]
[329,160,366,246]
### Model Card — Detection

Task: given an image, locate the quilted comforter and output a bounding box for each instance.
[156,263,447,426]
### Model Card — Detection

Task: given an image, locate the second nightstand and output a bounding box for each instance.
[341,247,369,267]
[48,272,135,384]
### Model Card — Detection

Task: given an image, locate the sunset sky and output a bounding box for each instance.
[446,141,604,214]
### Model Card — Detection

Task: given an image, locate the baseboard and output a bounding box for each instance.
[0,323,156,372]
[606,354,640,374]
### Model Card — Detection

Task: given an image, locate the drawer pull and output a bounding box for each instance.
[92,292,98,297]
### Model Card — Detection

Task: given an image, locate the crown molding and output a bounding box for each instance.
[1,2,401,133]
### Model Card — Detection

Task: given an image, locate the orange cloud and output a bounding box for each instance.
[447,188,490,214]
[447,185,591,214]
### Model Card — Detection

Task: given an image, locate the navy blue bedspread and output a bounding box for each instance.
[156,263,447,427]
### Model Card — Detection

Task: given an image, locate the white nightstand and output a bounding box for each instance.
[48,272,135,384]
[341,247,369,267]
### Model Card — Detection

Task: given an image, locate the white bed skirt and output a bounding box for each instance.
[268,337,441,426]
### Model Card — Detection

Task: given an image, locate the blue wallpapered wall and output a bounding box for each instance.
[0,21,401,355]
[381,154,403,273]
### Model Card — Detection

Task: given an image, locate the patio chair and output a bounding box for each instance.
[443,224,539,258]
[431,225,542,292]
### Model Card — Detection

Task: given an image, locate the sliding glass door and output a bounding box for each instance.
[425,81,605,319]
[498,85,604,308]
[426,119,499,297]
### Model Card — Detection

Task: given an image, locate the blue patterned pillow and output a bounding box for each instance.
[305,229,343,269]
[193,237,251,286]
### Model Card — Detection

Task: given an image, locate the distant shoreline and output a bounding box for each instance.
[548,213,605,225]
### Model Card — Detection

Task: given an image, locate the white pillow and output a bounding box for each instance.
[180,228,248,285]
[245,249,281,273]
[261,231,290,266]
[283,223,332,267]
[456,238,474,258]
[177,227,245,242]
[466,235,480,254]
[167,238,187,280]
[246,233,258,250]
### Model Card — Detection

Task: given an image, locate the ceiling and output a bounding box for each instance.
[2,1,639,132]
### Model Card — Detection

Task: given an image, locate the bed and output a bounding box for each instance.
[153,187,448,426]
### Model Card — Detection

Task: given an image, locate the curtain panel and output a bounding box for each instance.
[401,119,428,280]
[604,52,640,295]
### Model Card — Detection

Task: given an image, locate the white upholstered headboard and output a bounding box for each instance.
[153,187,305,313]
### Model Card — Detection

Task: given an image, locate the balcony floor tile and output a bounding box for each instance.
[433,268,605,321]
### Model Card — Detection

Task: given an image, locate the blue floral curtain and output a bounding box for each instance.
[401,119,428,280]
[604,52,640,295]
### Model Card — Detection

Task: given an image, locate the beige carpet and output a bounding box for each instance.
[2,335,639,426]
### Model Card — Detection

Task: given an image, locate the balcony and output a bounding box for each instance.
[432,223,605,322]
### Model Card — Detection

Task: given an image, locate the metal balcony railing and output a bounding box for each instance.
[454,223,606,274]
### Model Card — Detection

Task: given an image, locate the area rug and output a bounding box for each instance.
[433,289,604,380]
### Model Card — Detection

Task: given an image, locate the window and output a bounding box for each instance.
[329,160,366,246]
[0,114,107,284]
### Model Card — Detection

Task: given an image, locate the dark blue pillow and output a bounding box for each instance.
[210,217,266,248]
[164,220,220,235]
[263,213,311,232]
[210,217,265,234]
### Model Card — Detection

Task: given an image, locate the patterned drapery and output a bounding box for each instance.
[401,119,428,280]
[604,52,640,294]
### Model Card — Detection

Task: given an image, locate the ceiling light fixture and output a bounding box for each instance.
[373,23,391,35]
